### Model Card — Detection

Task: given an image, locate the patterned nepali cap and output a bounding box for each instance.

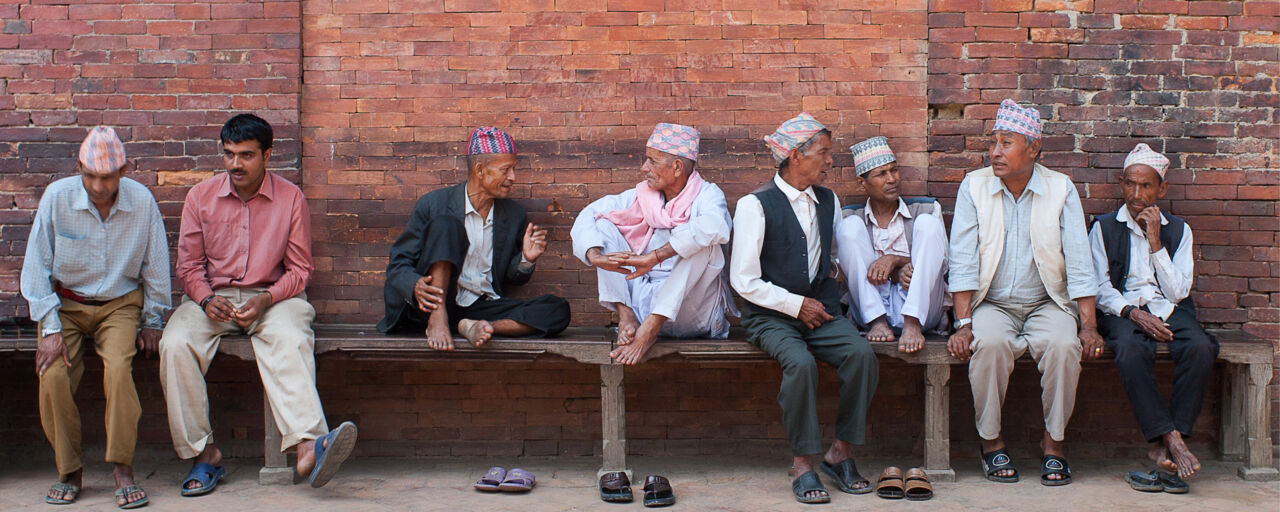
[1123,143,1171,180]
[646,123,700,162]
[467,127,516,156]
[992,99,1042,140]
[764,112,827,164]
[78,125,126,173]
[850,136,896,176]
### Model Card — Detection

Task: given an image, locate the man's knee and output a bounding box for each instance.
[535,295,572,334]
[971,329,1016,360]
[836,214,869,244]
[840,340,877,371]
[778,349,819,381]
[1041,334,1083,365]
[1180,329,1219,366]
[913,213,945,240]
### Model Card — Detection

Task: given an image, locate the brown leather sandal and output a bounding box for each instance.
[876,466,904,499]
[599,471,634,503]
[904,467,934,501]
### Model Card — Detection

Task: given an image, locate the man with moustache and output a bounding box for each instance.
[571,123,736,365]
[1089,143,1215,491]
[730,113,878,503]
[160,113,358,495]
[379,127,570,348]
[22,126,169,508]
[947,99,1102,486]
[836,136,949,353]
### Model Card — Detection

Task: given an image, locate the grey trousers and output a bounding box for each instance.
[742,307,879,456]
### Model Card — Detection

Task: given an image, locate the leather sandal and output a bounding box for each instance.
[599,471,634,503]
[903,467,933,501]
[876,466,904,499]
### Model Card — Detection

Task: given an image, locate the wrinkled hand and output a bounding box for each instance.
[414,275,444,313]
[898,262,914,291]
[867,255,899,286]
[609,251,659,280]
[1137,206,1163,252]
[522,223,547,262]
[233,293,273,329]
[587,248,629,274]
[947,325,973,361]
[1080,326,1106,361]
[1130,309,1173,343]
[136,328,161,357]
[204,295,236,323]
[797,297,833,330]
[35,332,70,377]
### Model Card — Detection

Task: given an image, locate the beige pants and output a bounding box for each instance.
[968,299,1081,442]
[39,289,144,478]
[159,287,328,459]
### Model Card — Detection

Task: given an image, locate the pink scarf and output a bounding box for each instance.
[598,171,704,253]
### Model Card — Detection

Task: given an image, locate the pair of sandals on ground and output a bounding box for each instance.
[981,447,1072,486]
[792,459,933,504]
[473,467,537,492]
[45,481,148,509]
[600,471,676,507]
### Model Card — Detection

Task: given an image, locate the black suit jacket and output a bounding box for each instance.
[378,183,532,332]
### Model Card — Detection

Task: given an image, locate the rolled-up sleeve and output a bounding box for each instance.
[1060,186,1097,300]
[947,177,980,293]
[20,196,62,333]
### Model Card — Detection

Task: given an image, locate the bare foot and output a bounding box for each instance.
[610,317,660,365]
[616,305,639,346]
[866,316,895,342]
[48,468,82,502]
[458,318,494,346]
[1163,431,1200,479]
[1041,434,1067,482]
[899,316,925,353]
[185,444,223,490]
[1148,442,1177,472]
[982,437,1016,479]
[790,456,828,501]
[425,309,453,351]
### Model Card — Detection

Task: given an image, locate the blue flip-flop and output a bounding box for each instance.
[308,421,359,488]
[180,462,226,497]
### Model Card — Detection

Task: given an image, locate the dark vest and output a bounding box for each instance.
[746,180,842,319]
[1092,210,1195,314]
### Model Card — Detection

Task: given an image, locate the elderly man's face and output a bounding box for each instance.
[79,162,126,209]
[642,148,684,195]
[1122,164,1167,218]
[472,153,517,199]
[989,130,1040,179]
[786,132,833,189]
[858,162,900,204]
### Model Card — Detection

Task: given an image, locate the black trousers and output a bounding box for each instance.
[406,215,570,337]
[1100,306,1218,442]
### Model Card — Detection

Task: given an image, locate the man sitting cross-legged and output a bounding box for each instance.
[836,136,949,353]
[378,127,570,348]
[571,123,737,365]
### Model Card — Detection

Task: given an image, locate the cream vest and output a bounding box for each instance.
[967,164,1077,317]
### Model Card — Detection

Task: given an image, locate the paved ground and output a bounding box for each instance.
[1,454,1276,511]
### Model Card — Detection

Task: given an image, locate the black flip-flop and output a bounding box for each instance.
[981,448,1019,483]
[792,471,830,504]
[1125,470,1162,492]
[1040,455,1072,486]
[1156,471,1189,494]
[820,458,872,494]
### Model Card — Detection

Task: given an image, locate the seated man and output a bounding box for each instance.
[571,123,736,365]
[836,136,948,353]
[947,100,1103,486]
[731,113,879,503]
[161,114,358,495]
[378,127,570,348]
[1089,143,1215,485]
[21,126,169,508]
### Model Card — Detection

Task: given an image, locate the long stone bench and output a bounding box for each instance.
[2,325,1275,483]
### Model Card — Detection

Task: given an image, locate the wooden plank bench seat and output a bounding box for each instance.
[2,325,1274,483]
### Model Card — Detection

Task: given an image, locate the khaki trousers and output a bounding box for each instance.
[159,287,328,459]
[38,288,144,478]
[968,299,1081,441]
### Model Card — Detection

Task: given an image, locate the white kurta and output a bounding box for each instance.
[572,181,737,338]
[836,198,948,331]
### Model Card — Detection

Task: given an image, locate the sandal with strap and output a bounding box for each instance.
[903,467,933,501]
[599,471,634,503]
[642,475,675,507]
[180,462,226,497]
[820,458,872,494]
[981,448,1019,483]
[1125,470,1163,492]
[498,468,535,492]
[114,484,149,510]
[1040,455,1072,486]
[876,466,904,499]
[308,421,359,488]
[474,467,506,492]
[791,470,830,505]
[45,481,80,505]
[1156,471,1189,494]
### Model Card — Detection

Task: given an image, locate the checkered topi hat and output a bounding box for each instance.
[764,112,827,164]
[992,99,1042,140]
[850,136,896,176]
[646,123,700,161]
[467,127,516,155]
[1123,143,1170,180]
[78,125,126,173]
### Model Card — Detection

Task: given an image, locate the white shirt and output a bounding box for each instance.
[456,186,499,307]
[730,173,842,318]
[1088,207,1194,321]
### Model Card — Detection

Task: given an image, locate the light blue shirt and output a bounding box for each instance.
[20,176,171,335]
[948,168,1096,302]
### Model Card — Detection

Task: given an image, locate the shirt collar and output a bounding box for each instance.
[862,197,912,224]
[988,164,1046,198]
[773,173,819,204]
[217,171,276,201]
[1116,204,1168,233]
[463,185,493,222]
[70,177,135,214]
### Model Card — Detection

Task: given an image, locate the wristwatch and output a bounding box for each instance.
[199,295,215,311]
[953,317,972,330]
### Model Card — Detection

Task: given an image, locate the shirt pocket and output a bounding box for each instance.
[52,232,91,276]
[201,219,240,261]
